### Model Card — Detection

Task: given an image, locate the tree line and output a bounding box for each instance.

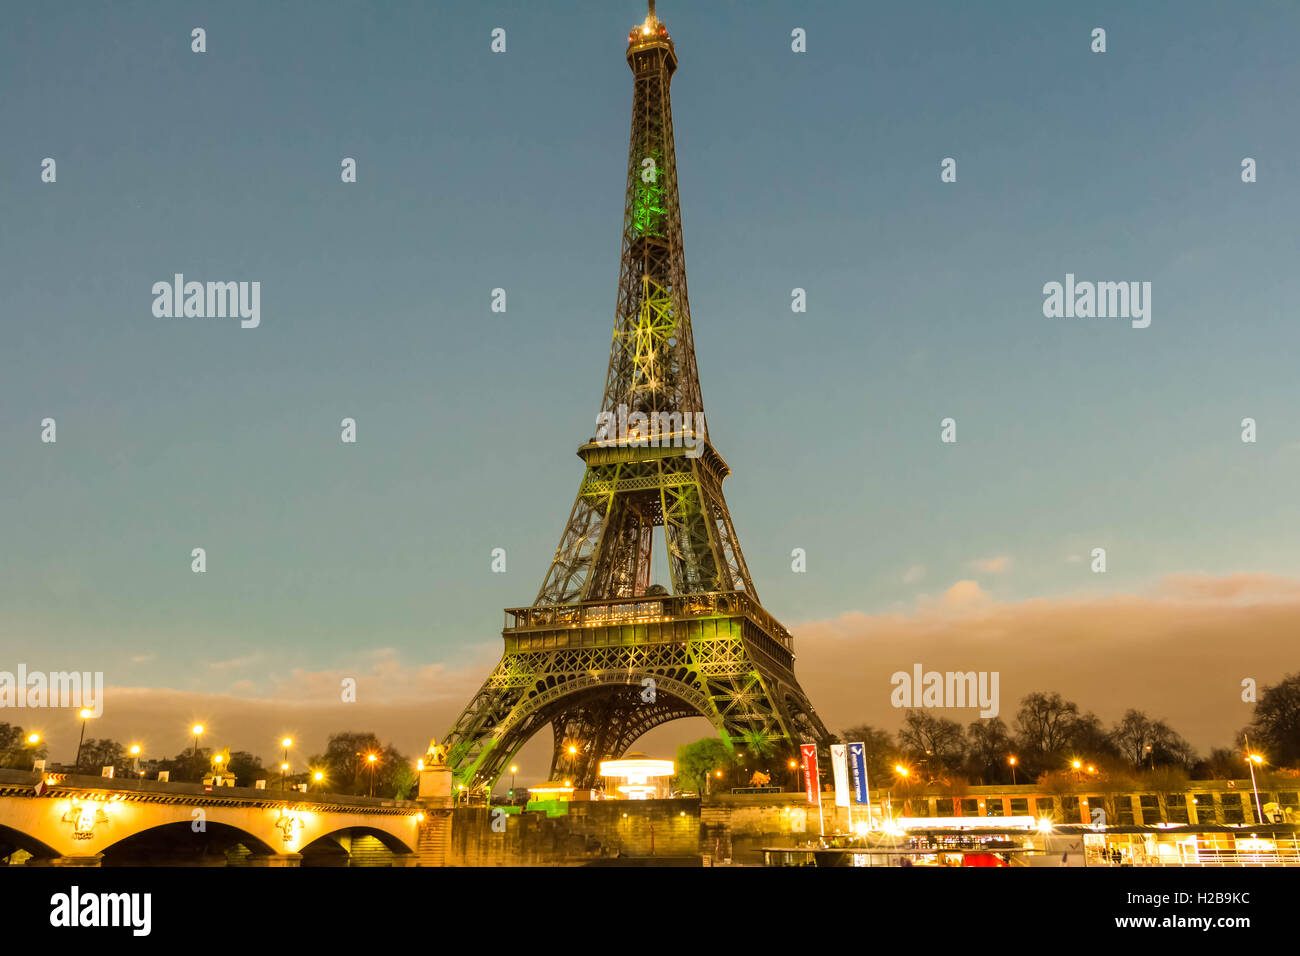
[676,673,1300,792]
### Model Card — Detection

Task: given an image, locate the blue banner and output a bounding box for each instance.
[848,742,870,803]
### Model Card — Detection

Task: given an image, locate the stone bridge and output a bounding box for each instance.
[0,769,445,866]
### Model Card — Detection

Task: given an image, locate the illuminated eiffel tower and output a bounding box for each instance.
[444,2,830,792]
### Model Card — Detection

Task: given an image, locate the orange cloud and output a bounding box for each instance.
[790,573,1299,753]
[48,574,1298,772]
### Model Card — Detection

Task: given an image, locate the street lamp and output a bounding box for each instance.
[21,733,42,772]
[1008,755,1018,785]
[74,708,95,773]
[191,724,205,778]
[280,738,293,789]
[1244,736,1266,824]
[366,752,378,798]
[312,770,324,792]
[509,764,519,804]
[129,744,142,776]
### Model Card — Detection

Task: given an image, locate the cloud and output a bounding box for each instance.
[972,556,1010,574]
[67,645,505,770]
[941,580,989,607]
[901,565,926,584]
[56,574,1300,774]
[203,652,264,672]
[789,573,1300,754]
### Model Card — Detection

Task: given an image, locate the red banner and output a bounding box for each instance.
[800,743,819,806]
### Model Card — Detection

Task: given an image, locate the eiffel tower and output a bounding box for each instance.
[444,1,830,793]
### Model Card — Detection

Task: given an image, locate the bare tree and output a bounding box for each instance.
[966,717,1013,784]
[1015,692,1081,769]
[898,710,967,772]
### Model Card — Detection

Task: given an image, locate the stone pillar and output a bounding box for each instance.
[418,764,453,807]
[246,853,302,867]
[415,812,452,867]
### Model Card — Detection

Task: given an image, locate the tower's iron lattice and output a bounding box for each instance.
[444,2,831,793]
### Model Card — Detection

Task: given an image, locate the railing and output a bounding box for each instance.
[0,768,419,812]
[1135,854,1300,867]
[505,590,793,651]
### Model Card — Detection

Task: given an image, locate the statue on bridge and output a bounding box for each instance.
[425,738,448,767]
[419,738,453,806]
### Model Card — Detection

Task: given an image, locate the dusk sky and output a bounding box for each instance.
[3,1,1299,777]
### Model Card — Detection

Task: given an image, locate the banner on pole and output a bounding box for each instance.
[799,743,819,806]
[830,744,850,808]
[848,741,870,804]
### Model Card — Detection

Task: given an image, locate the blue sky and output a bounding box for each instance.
[3,1,1299,763]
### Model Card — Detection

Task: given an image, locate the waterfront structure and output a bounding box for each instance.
[443,2,830,793]
[600,755,675,799]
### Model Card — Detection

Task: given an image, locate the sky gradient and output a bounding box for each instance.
[3,1,1298,776]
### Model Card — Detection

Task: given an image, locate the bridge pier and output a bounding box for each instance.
[246,853,302,867]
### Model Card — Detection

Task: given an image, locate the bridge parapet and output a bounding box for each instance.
[0,768,420,814]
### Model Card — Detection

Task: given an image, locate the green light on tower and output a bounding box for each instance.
[633,150,666,236]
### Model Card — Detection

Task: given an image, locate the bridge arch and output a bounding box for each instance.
[0,823,61,863]
[99,820,277,866]
[300,826,416,867]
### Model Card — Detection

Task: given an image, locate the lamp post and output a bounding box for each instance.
[366,753,378,798]
[74,708,94,773]
[509,764,519,805]
[129,744,142,777]
[1008,755,1018,785]
[280,738,293,789]
[191,724,205,779]
[1244,736,1265,824]
[22,733,41,771]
